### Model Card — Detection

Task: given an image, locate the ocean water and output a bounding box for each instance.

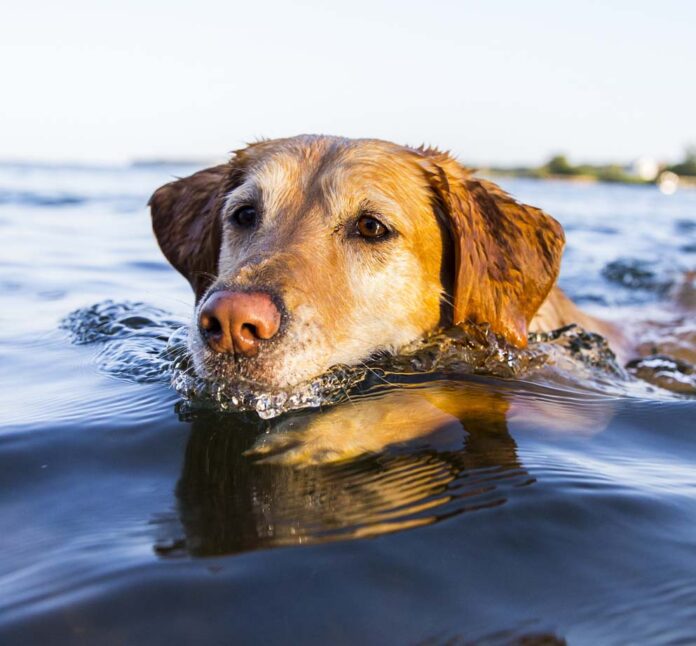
[0,161,695,644]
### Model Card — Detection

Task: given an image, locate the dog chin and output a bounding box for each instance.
[192,354,274,390]
[189,342,326,394]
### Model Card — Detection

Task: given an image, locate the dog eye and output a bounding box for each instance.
[357,215,388,239]
[230,206,258,228]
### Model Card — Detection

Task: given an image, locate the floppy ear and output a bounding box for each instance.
[148,164,238,301]
[421,152,565,347]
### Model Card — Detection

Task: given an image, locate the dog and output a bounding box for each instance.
[149,134,631,391]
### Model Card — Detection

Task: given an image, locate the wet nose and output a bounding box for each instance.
[198,291,281,357]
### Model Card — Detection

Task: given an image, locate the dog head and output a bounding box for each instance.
[149,135,564,389]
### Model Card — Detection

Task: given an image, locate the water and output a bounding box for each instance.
[1,162,695,644]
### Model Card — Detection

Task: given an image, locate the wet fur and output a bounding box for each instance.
[149,134,624,388]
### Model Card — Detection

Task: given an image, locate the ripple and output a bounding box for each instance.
[0,190,86,207]
[601,256,675,294]
[61,301,692,423]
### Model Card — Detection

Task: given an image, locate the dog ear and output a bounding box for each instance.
[420,151,565,347]
[148,163,240,301]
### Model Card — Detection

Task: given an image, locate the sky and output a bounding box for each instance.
[2,0,695,165]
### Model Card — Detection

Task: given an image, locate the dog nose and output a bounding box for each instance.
[198,291,281,357]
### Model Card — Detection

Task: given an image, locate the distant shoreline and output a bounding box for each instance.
[2,157,695,191]
[483,169,696,189]
[481,150,696,192]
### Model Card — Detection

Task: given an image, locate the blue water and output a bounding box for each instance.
[1,162,695,644]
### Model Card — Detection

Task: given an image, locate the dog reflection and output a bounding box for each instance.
[156,382,610,557]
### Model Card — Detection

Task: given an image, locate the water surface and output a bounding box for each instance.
[1,163,695,644]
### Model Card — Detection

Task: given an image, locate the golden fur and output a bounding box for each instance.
[149,134,626,389]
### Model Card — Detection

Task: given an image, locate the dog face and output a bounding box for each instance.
[150,135,564,390]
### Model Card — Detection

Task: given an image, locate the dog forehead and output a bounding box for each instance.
[243,137,432,222]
